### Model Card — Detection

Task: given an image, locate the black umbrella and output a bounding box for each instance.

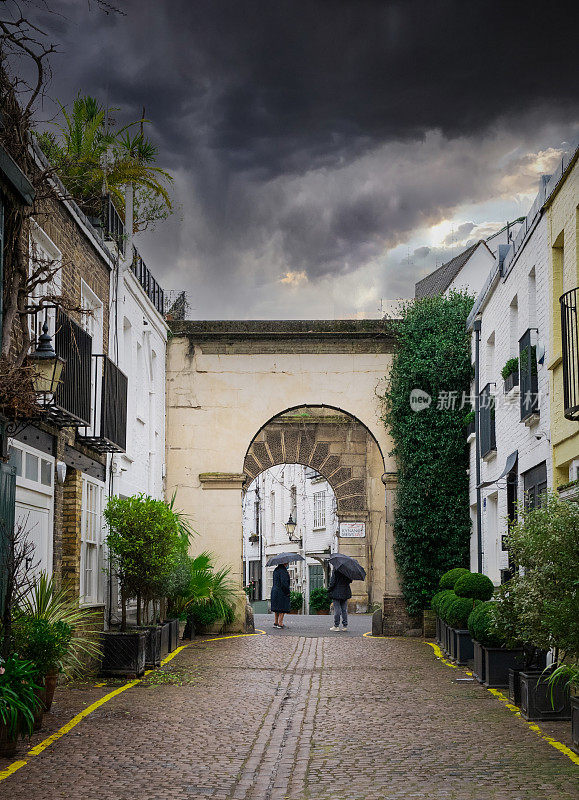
[267,552,306,566]
[328,553,366,581]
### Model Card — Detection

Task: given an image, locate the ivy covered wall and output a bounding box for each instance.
[382,292,473,615]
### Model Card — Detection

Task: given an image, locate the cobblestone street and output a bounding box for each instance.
[2,627,577,800]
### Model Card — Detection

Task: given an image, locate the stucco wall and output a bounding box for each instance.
[165,322,397,617]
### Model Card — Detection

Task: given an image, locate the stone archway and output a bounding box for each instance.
[243,406,386,608]
[165,320,408,630]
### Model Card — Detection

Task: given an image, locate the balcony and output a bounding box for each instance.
[32,307,92,427]
[77,355,128,453]
[519,328,539,423]
[561,287,579,421]
[132,247,164,315]
[479,383,496,459]
[102,195,125,254]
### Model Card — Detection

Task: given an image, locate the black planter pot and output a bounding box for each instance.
[435,616,442,646]
[473,640,486,683]
[483,647,524,689]
[503,372,519,393]
[509,650,548,706]
[100,630,146,677]
[571,696,579,754]
[165,618,180,652]
[182,615,196,641]
[520,671,571,722]
[448,628,457,661]
[465,420,475,439]
[509,668,522,707]
[159,622,170,658]
[454,629,474,665]
[441,621,450,655]
[135,626,162,668]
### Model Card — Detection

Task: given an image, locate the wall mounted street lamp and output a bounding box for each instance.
[285,513,302,545]
[29,319,65,400]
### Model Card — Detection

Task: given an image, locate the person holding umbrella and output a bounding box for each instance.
[267,553,305,629]
[327,553,366,632]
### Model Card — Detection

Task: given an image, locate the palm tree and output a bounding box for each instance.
[36,95,173,229]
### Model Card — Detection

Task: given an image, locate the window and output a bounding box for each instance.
[270,491,275,538]
[80,477,105,605]
[519,328,539,421]
[523,462,547,510]
[290,485,297,521]
[313,491,326,529]
[479,384,496,458]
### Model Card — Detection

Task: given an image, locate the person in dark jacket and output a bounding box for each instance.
[270,563,291,628]
[328,568,352,631]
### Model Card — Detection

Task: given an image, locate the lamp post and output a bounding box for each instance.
[285,513,301,545]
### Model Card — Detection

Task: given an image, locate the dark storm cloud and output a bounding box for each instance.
[31,0,579,315]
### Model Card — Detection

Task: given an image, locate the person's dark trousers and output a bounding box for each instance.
[333,599,348,627]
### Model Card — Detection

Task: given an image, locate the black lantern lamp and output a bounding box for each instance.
[285,513,301,544]
[29,319,65,400]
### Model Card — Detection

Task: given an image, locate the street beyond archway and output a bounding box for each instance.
[2,625,576,799]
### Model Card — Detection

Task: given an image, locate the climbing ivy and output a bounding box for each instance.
[382,292,474,616]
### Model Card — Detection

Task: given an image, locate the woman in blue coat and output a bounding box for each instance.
[270,563,291,628]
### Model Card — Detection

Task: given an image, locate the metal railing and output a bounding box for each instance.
[77,355,127,452]
[102,195,125,254]
[132,247,164,315]
[479,383,496,458]
[31,307,92,427]
[561,287,579,421]
[519,328,539,422]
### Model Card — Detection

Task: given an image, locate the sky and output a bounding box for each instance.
[29,0,579,319]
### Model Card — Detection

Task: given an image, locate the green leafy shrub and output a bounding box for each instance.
[501,357,519,381]
[309,587,331,612]
[381,292,474,615]
[13,617,72,678]
[446,596,479,629]
[454,572,494,601]
[188,599,234,628]
[439,568,471,590]
[431,590,454,616]
[0,655,41,739]
[468,602,503,647]
[438,591,458,623]
[463,410,475,426]
[290,591,303,612]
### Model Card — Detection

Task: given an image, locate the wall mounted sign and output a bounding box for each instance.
[339,522,365,538]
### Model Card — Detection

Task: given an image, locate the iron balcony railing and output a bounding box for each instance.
[132,247,164,315]
[519,328,539,422]
[31,307,92,427]
[78,355,128,453]
[102,195,125,254]
[479,383,496,459]
[561,287,579,421]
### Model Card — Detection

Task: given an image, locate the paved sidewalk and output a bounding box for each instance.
[1,633,577,799]
[255,612,372,637]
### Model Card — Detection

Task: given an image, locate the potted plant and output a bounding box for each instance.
[13,616,72,729]
[310,587,331,615]
[0,655,41,758]
[248,533,259,544]
[431,589,455,649]
[501,357,519,393]
[468,602,523,688]
[290,591,303,614]
[464,410,475,440]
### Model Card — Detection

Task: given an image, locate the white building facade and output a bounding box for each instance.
[242,464,338,613]
[466,180,553,584]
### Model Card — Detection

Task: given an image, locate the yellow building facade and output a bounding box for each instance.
[546,150,579,489]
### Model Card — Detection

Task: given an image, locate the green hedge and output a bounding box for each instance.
[290,591,303,612]
[309,587,331,612]
[467,601,502,647]
[431,589,455,617]
[445,596,479,629]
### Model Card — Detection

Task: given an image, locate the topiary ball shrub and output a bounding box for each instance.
[446,597,479,629]
[439,568,471,590]
[454,572,494,601]
[467,601,502,647]
[438,591,459,624]
[431,590,455,617]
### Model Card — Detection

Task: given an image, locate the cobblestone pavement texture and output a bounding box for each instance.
[3,627,577,800]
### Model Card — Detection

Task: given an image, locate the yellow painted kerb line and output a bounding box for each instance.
[425,641,579,766]
[0,630,266,784]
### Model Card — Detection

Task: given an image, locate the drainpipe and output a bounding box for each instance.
[124,183,134,267]
[473,315,483,573]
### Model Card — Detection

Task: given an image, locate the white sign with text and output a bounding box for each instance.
[339,522,366,538]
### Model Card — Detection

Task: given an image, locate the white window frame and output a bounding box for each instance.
[29,221,62,343]
[270,490,276,539]
[80,475,106,606]
[313,490,326,530]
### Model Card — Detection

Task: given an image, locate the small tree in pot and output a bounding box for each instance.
[310,587,331,615]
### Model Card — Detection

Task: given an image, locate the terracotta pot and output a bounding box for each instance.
[43,671,59,712]
[33,685,45,732]
[0,723,17,759]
